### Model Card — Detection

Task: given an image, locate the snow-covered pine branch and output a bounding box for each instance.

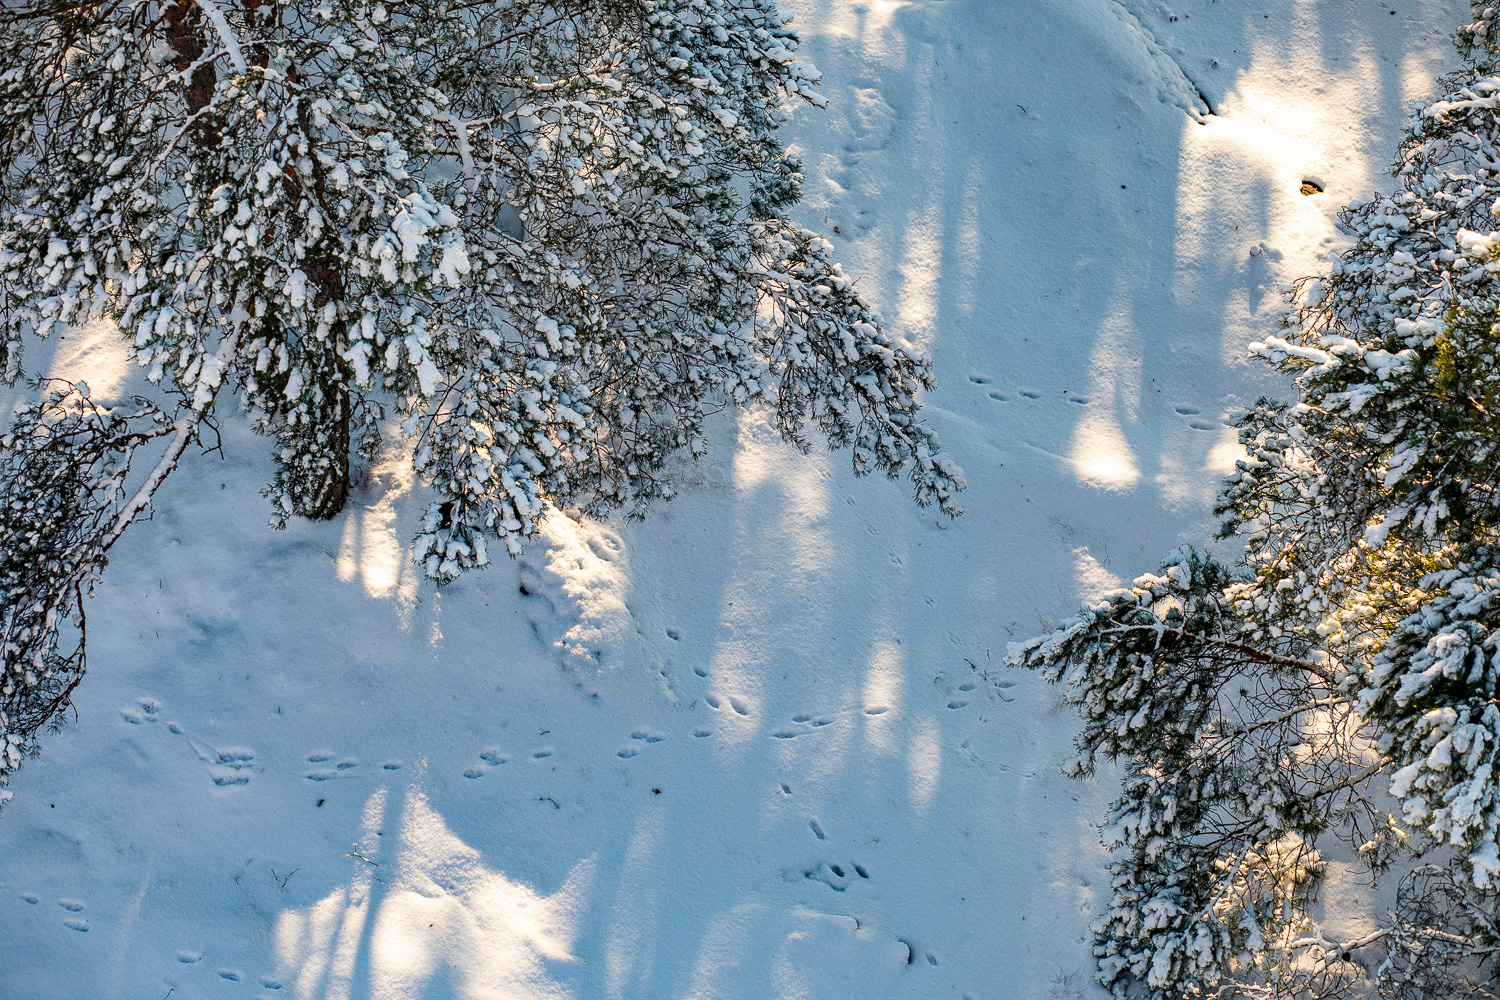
[1009,548,1385,999]
[0,0,964,797]
[0,382,208,789]
[1012,4,1500,996]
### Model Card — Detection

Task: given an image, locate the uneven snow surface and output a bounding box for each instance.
[0,2,1472,998]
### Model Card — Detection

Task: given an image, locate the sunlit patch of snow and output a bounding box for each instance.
[275,784,591,1000]
[1073,547,1124,602]
[45,318,132,400]
[862,638,905,754]
[907,714,941,813]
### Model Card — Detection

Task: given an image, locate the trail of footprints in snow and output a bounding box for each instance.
[121,696,256,786]
[17,893,89,932]
[173,951,284,993]
[970,372,1226,431]
[124,694,414,787]
[792,795,943,967]
[464,741,555,777]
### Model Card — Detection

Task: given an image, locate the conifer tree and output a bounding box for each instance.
[0,0,963,796]
[1013,5,1500,996]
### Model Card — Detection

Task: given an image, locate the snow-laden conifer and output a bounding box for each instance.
[1013,4,1500,996]
[0,0,963,794]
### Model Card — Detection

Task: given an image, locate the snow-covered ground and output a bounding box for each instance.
[0,2,1473,997]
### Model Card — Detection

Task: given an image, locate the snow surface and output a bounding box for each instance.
[0,1,1473,998]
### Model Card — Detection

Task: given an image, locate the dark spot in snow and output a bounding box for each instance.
[1301,180,1323,195]
[316,799,325,807]
[652,788,662,794]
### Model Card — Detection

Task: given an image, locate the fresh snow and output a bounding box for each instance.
[0,1,1472,998]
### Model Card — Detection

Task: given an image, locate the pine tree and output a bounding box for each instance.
[0,0,964,797]
[1012,5,1500,996]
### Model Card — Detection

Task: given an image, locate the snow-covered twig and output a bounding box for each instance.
[192,0,246,74]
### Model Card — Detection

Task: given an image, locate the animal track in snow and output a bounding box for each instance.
[1172,403,1218,430]
[809,820,827,840]
[190,740,256,786]
[259,975,284,989]
[693,729,712,738]
[804,860,869,892]
[792,713,832,725]
[56,898,87,931]
[986,390,1011,401]
[1018,388,1042,399]
[532,747,554,759]
[176,951,202,964]
[705,693,751,716]
[119,696,161,724]
[619,729,665,758]
[218,969,242,981]
[381,760,403,770]
[132,704,256,787]
[897,940,938,966]
[967,373,993,385]
[467,746,510,776]
[773,712,835,738]
[304,753,358,781]
[19,892,38,904]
